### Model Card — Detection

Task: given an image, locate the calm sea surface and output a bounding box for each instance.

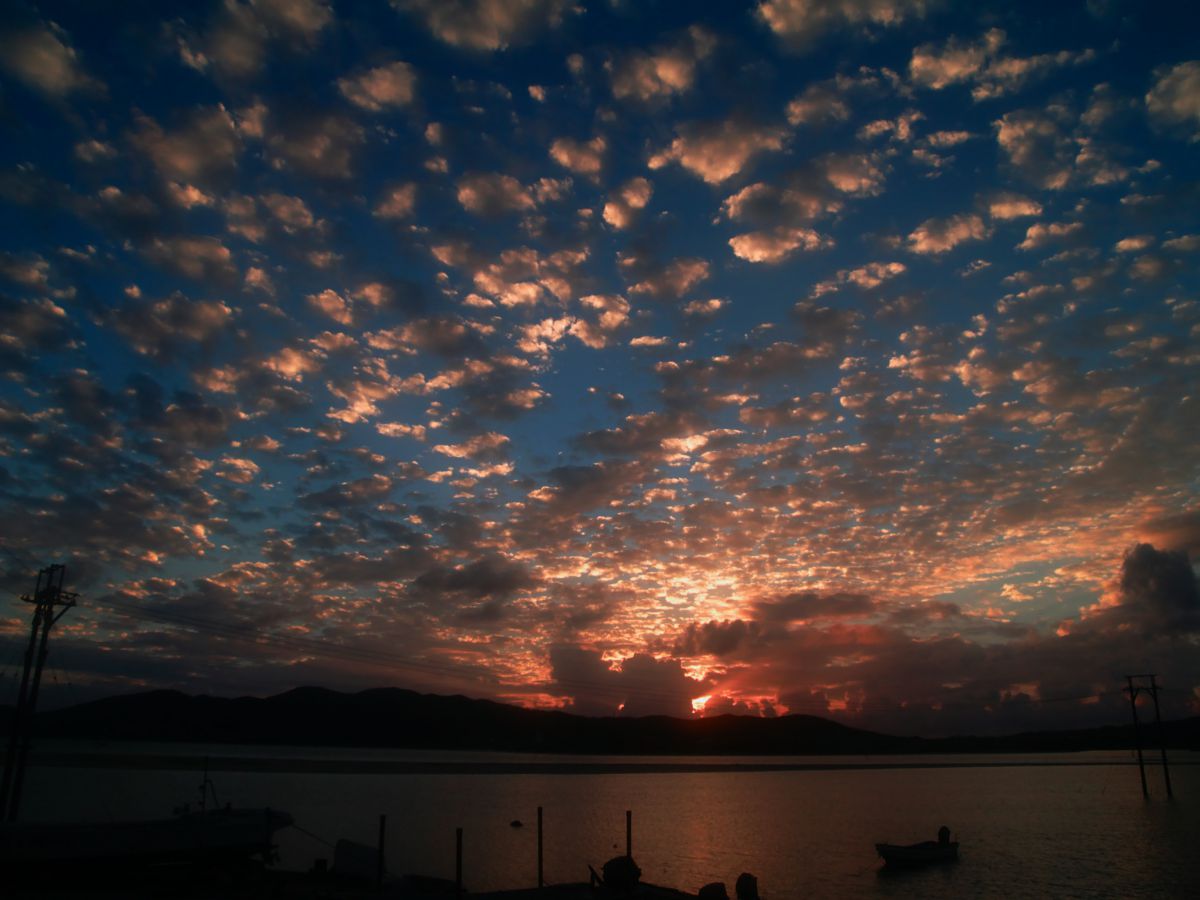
[19,743,1200,898]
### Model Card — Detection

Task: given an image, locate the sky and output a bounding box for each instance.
[1,0,1198,737]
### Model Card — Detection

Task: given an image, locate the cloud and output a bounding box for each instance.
[907,213,989,254]
[130,106,240,187]
[987,192,1042,219]
[0,253,49,290]
[307,289,353,325]
[910,29,1000,89]
[758,0,930,46]
[5,0,1200,737]
[549,135,606,177]
[74,138,117,162]
[0,296,71,373]
[266,113,364,179]
[0,20,99,96]
[103,293,234,360]
[395,0,574,51]
[177,0,332,79]
[432,431,510,461]
[722,176,843,231]
[622,255,709,298]
[602,177,653,229]
[858,110,923,143]
[298,474,395,510]
[515,299,630,355]
[608,25,716,102]
[910,28,1094,101]
[649,118,787,184]
[1115,544,1200,633]
[574,409,706,457]
[1146,60,1200,141]
[338,61,416,111]
[368,316,484,357]
[253,0,332,39]
[994,105,1089,190]
[729,227,832,263]
[674,619,765,657]
[1140,510,1200,557]
[466,245,588,307]
[374,183,417,219]
[1016,220,1083,251]
[786,82,851,126]
[549,644,707,717]
[529,461,648,517]
[683,298,726,317]
[261,192,319,232]
[822,152,886,194]
[811,260,905,295]
[456,172,536,215]
[414,555,537,599]
[143,236,237,284]
[754,591,876,622]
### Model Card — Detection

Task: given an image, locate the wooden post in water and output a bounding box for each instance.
[456,826,463,898]
[1149,675,1173,799]
[625,809,632,858]
[537,806,544,888]
[377,813,387,887]
[1126,675,1148,797]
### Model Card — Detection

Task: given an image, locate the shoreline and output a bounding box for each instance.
[26,750,1189,775]
[7,866,703,900]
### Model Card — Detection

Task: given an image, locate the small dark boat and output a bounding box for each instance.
[875,839,958,866]
[876,825,958,866]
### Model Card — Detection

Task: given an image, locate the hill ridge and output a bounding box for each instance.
[3,687,1198,755]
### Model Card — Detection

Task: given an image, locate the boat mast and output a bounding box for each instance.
[0,564,77,822]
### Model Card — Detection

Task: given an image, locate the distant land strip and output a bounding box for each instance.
[27,752,1195,775]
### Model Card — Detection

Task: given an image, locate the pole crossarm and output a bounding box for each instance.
[1124,673,1174,799]
[1,564,78,822]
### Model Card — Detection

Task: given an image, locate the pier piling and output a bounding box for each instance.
[537,806,544,888]
[626,809,632,858]
[377,813,386,887]
[456,826,463,898]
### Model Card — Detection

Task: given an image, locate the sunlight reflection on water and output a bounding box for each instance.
[21,748,1200,898]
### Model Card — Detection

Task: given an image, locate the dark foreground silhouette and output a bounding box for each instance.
[3,686,1198,756]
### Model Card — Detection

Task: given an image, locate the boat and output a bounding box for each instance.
[876,825,958,866]
[875,839,958,865]
[0,805,294,869]
[0,564,293,874]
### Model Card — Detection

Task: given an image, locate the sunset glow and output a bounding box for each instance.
[1,0,1198,736]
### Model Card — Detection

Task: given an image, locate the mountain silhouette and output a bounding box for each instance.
[2,687,1198,755]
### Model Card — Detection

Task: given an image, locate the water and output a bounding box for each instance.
[18,744,1200,898]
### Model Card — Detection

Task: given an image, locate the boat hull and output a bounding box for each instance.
[875,840,958,866]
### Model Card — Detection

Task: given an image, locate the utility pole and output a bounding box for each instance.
[0,564,77,821]
[1148,675,1173,799]
[1125,675,1148,797]
[1125,674,1173,799]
